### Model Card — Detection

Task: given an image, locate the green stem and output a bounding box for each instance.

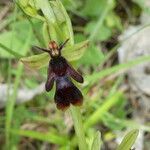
[70,106,87,150]
[5,59,12,148]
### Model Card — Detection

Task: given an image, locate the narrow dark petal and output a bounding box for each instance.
[67,63,84,83]
[45,64,55,92]
[45,78,54,92]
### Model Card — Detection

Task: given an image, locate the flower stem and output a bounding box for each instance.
[70,106,87,150]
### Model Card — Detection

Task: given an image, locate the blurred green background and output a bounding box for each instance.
[0,0,150,150]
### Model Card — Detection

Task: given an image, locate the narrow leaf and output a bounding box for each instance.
[85,55,150,85]
[0,42,23,59]
[11,129,68,145]
[117,129,139,150]
[84,92,123,129]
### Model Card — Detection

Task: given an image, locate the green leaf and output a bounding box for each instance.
[102,112,126,131]
[0,31,26,58]
[105,12,123,31]
[82,0,115,17]
[17,0,45,21]
[117,129,139,150]
[36,0,56,23]
[36,0,74,45]
[18,0,28,7]
[21,40,89,69]
[80,44,105,66]
[85,22,112,41]
[10,19,41,43]
[24,6,38,17]
[42,22,51,46]
[74,33,86,43]
[0,43,22,59]
[91,131,101,150]
[0,19,42,58]
[56,0,74,45]
[102,113,150,133]
[50,1,66,24]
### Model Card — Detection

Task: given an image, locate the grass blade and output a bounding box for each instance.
[0,42,23,59]
[11,129,68,145]
[84,92,123,129]
[85,55,150,85]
